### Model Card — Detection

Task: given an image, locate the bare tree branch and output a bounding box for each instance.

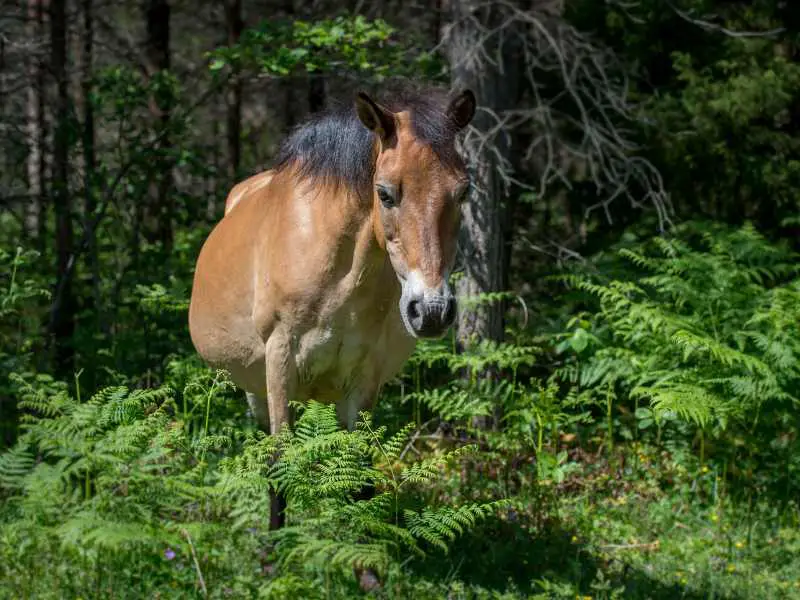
[441,0,672,231]
[665,0,786,38]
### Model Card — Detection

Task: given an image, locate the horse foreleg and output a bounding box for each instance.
[335,386,375,432]
[245,391,270,432]
[265,330,297,530]
[337,387,383,593]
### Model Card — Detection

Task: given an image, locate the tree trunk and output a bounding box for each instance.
[308,75,325,113]
[224,0,243,187]
[445,0,520,427]
[446,0,518,344]
[25,0,47,247]
[282,0,299,130]
[49,0,75,374]
[143,0,173,253]
[207,111,221,219]
[80,0,102,341]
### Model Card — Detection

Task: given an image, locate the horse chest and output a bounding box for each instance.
[296,322,363,384]
[294,290,413,395]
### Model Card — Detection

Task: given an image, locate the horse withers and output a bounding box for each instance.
[188,84,475,528]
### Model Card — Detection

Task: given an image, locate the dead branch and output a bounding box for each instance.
[181,528,208,598]
[665,0,785,38]
[440,0,672,230]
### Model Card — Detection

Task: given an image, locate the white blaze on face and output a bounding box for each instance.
[402,269,426,298]
[402,269,453,298]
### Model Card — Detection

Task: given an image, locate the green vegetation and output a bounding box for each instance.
[3,221,799,598]
[2,0,800,598]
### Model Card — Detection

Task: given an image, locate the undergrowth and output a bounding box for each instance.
[0,374,500,599]
[1,221,799,599]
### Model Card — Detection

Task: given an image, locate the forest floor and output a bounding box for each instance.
[2,383,798,599]
[402,440,800,600]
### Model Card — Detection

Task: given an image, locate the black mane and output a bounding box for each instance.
[273,83,464,192]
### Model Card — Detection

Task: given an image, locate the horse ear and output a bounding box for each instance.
[355,92,396,141]
[447,89,476,130]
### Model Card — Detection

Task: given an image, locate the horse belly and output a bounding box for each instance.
[191,311,267,394]
[189,202,268,395]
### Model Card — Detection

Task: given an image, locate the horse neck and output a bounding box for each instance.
[336,183,403,299]
[347,187,388,278]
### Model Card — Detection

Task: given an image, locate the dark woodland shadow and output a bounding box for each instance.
[405,518,748,600]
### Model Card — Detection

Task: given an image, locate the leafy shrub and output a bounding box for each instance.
[208,14,443,81]
[553,221,800,495]
[0,247,50,443]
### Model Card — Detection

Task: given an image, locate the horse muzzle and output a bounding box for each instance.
[400,278,457,338]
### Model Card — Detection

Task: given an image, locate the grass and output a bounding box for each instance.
[394,439,800,599]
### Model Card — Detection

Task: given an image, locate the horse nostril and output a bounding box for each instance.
[408,299,421,321]
[443,297,456,325]
[404,295,456,337]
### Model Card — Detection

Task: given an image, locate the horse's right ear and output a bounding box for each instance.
[355,92,396,141]
[447,89,476,130]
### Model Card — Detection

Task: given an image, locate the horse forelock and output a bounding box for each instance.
[273,82,465,193]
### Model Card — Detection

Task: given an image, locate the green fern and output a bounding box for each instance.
[0,442,34,489]
[260,401,501,582]
[404,502,501,553]
[404,386,493,422]
[554,220,800,440]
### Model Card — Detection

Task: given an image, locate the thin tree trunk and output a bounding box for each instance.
[282,0,299,130]
[432,0,443,46]
[225,0,243,188]
[49,0,75,374]
[80,0,102,341]
[207,111,220,219]
[143,0,173,253]
[25,0,47,246]
[446,0,510,344]
[299,0,325,115]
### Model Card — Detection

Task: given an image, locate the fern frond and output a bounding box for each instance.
[400,445,476,487]
[670,329,771,375]
[632,382,729,428]
[292,401,341,442]
[57,514,164,550]
[280,536,392,572]
[381,422,417,462]
[0,443,35,489]
[406,386,492,422]
[404,502,497,553]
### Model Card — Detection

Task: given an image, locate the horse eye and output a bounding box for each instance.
[377,187,397,208]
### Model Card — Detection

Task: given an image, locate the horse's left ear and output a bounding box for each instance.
[355,91,396,141]
[447,89,476,130]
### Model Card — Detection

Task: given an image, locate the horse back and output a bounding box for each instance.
[224,170,274,216]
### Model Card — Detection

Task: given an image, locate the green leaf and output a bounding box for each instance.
[570,328,590,354]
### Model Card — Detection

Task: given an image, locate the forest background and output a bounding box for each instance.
[1,0,799,598]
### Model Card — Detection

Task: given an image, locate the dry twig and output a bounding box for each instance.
[181,528,209,598]
[440,0,672,230]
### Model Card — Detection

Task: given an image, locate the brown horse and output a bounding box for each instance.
[188,84,475,527]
